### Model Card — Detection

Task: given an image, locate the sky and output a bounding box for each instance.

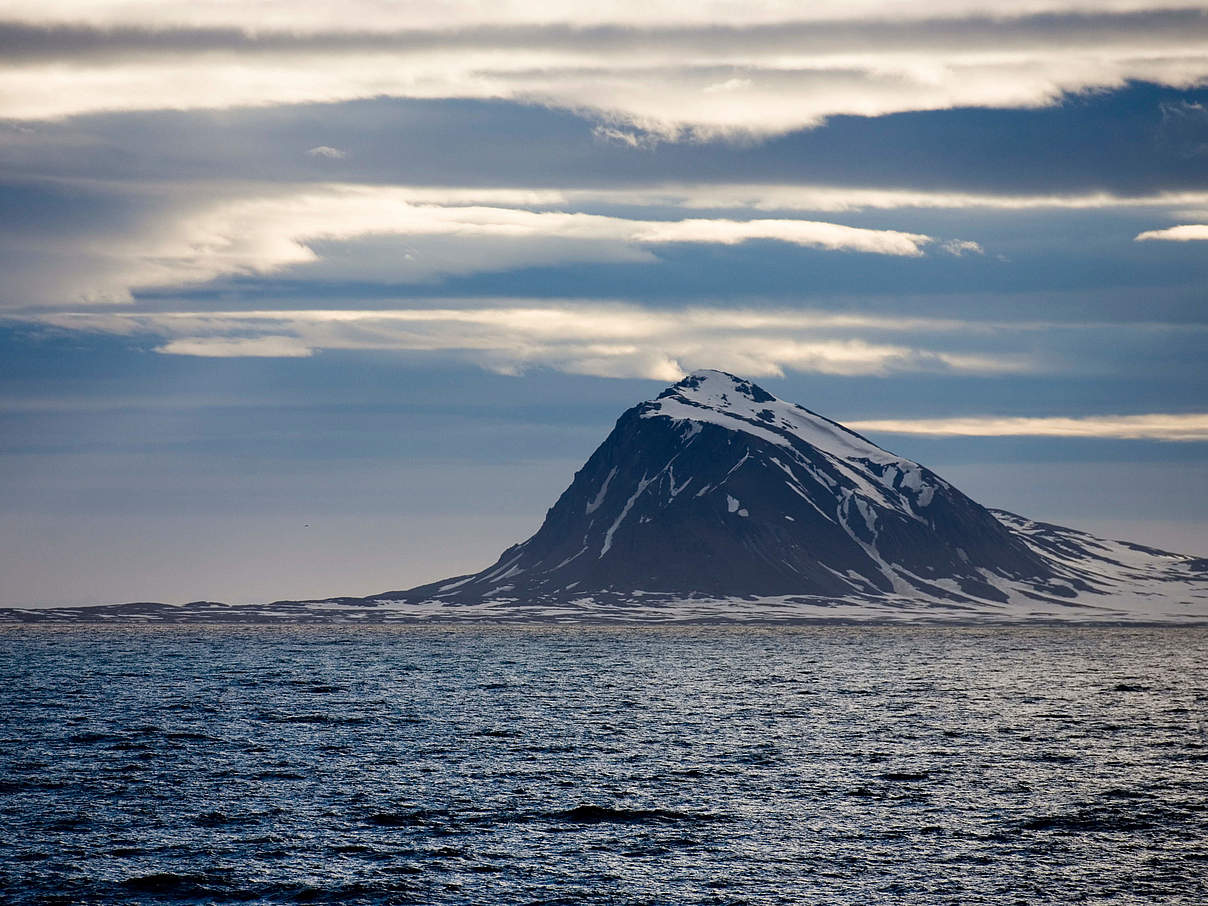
[1,1,1207,606]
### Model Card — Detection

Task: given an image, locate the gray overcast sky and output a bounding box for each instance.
[1,1,1207,605]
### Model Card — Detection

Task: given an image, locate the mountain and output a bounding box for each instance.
[411,370,1056,602]
[380,369,1203,621]
[4,370,1205,623]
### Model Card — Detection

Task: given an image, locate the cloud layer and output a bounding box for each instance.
[0,184,962,307]
[3,7,1207,134]
[1135,224,1208,241]
[849,413,1208,441]
[30,306,1032,380]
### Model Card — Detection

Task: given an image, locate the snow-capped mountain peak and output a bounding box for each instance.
[645,369,907,467]
[642,370,941,520]
[395,369,1053,603]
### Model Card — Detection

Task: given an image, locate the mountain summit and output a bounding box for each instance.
[407,370,1062,604]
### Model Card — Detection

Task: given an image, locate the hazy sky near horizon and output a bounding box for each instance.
[2,1,1207,606]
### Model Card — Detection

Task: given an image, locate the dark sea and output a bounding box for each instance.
[2,625,1206,905]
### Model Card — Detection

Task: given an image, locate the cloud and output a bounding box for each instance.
[2,9,1208,135]
[5,82,1206,198]
[630,219,930,255]
[0,184,947,306]
[155,335,313,357]
[11,176,1208,313]
[848,413,1208,441]
[28,305,1033,379]
[940,239,984,256]
[306,145,347,159]
[567,185,1208,213]
[14,2,1208,31]
[1135,224,1208,241]
[591,125,659,149]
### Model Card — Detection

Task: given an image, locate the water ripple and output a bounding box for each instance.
[1,624,1206,904]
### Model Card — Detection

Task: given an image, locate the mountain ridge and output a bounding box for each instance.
[4,369,1205,623]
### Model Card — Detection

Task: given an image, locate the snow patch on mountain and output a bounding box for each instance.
[601,474,653,557]
[586,466,618,515]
